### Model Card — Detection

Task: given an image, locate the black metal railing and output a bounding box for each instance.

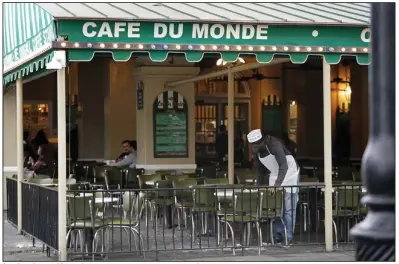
[6,177,18,225]
[21,182,59,250]
[63,183,365,261]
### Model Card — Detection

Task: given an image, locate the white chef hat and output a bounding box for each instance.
[247,129,263,143]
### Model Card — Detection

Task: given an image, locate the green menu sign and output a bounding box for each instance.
[153,91,188,158]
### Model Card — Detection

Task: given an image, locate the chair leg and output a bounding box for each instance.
[220,220,235,255]
[332,219,339,249]
[217,217,221,246]
[132,229,145,259]
[191,213,196,243]
[270,220,275,245]
[256,222,261,255]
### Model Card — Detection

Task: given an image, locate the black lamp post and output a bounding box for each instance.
[350,3,395,261]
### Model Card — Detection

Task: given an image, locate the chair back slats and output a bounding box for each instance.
[138,174,163,189]
[67,195,91,220]
[233,192,262,217]
[193,187,217,206]
[204,178,229,185]
[260,189,284,217]
[155,180,174,199]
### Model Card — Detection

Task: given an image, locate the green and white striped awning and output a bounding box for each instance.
[3,3,57,85]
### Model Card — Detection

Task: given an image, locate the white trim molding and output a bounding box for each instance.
[136,164,197,170]
[3,166,18,173]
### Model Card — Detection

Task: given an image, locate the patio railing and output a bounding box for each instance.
[63,183,366,261]
[21,182,59,251]
[6,178,18,225]
[6,179,365,261]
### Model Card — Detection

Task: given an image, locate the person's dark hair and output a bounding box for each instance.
[219,125,227,132]
[34,129,49,147]
[121,140,133,147]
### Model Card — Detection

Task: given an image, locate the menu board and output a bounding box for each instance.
[153,91,188,158]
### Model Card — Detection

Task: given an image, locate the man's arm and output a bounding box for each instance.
[270,140,288,187]
[110,153,134,167]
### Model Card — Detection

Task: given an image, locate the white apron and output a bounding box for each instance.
[258,145,299,193]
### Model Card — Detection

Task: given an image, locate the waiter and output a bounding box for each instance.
[247,129,300,246]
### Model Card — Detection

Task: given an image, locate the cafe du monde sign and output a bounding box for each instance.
[58,20,371,47]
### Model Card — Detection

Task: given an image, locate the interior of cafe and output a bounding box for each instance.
[7,55,368,168]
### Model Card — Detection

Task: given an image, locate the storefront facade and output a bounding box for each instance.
[3,3,370,260]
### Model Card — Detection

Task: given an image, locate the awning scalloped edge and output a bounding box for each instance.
[3,51,54,85]
[67,50,370,66]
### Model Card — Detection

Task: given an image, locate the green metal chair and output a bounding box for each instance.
[204,178,229,185]
[165,174,189,181]
[190,186,218,242]
[219,191,263,255]
[259,188,286,246]
[333,188,361,242]
[66,194,108,257]
[173,179,197,230]
[97,191,145,258]
[137,174,163,224]
[152,180,175,229]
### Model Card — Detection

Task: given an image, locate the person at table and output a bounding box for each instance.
[247,129,300,247]
[216,125,228,164]
[29,130,55,174]
[109,140,137,168]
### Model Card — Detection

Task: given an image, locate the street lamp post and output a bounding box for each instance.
[350,3,395,261]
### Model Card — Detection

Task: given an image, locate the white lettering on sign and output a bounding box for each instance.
[82,22,141,38]
[114,22,126,38]
[226,24,240,39]
[256,25,268,40]
[81,22,270,40]
[170,23,183,39]
[192,24,209,39]
[210,24,225,39]
[242,25,255,39]
[154,23,184,39]
[154,23,167,38]
[127,23,140,38]
[98,22,113,38]
[82,22,97,37]
[361,28,371,43]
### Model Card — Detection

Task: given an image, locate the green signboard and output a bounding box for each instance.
[153,91,188,158]
[58,20,370,47]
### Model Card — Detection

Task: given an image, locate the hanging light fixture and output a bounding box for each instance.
[216,56,245,66]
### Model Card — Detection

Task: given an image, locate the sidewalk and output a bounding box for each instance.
[3,217,354,262]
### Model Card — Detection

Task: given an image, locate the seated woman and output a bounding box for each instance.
[29,130,55,175]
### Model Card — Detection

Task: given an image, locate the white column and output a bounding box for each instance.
[16,78,23,234]
[323,58,333,252]
[227,67,235,184]
[57,67,67,261]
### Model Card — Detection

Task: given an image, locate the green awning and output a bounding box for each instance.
[3,3,57,85]
[55,20,370,65]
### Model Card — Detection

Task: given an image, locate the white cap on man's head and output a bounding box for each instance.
[247,129,263,143]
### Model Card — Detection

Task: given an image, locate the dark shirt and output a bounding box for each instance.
[253,135,298,186]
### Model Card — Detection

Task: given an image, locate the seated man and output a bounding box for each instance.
[110,140,137,168]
